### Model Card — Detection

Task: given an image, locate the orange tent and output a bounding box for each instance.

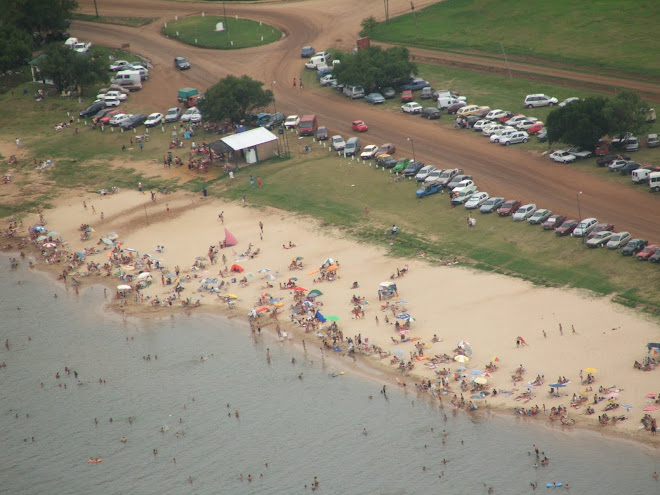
[230,264,244,273]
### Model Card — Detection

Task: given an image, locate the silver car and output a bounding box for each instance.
[606,232,631,249]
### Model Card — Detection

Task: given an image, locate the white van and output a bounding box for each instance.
[344,137,361,156]
[631,168,650,184]
[112,70,141,86]
[437,95,466,110]
[305,55,329,69]
[649,171,660,192]
[343,85,364,99]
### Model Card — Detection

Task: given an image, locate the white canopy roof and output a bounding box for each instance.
[221,127,277,151]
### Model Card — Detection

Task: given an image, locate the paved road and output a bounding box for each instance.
[74,0,660,241]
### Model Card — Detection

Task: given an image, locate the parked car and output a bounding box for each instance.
[100,95,121,107]
[586,223,614,239]
[594,140,610,155]
[174,56,191,70]
[392,158,410,173]
[80,101,106,118]
[180,107,202,123]
[401,90,414,102]
[378,155,398,169]
[504,115,528,127]
[527,122,545,134]
[542,214,566,230]
[403,161,425,177]
[555,219,579,236]
[320,74,337,86]
[516,119,540,131]
[109,60,133,72]
[264,112,285,130]
[365,93,385,104]
[437,168,461,186]
[144,113,163,127]
[497,199,521,216]
[381,87,396,99]
[401,102,423,114]
[447,174,472,190]
[606,232,631,249]
[360,145,379,160]
[619,161,641,175]
[351,120,368,132]
[452,179,475,191]
[164,107,182,123]
[625,137,640,152]
[536,128,548,142]
[119,113,147,130]
[586,231,615,248]
[636,245,659,260]
[472,119,490,131]
[415,165,436,182]
[375,143,396,157]
[316,126,328,141]
[300,46,315,57]
[572,218,598,237]
[549,151,576,163]
[559,97,580,107]
[567,147,593,159]
[482,124,508,137]
[647,133,660,148]
[480,197,505,214]
[490,128,518,143]
[421,107,441,120]
[416,182,443,198]
[524,93,558,108]
[475,106,492,119]
[420,87,433,100]
[424,169,445,183]
[109,113,130,126]
[512,203,537,221]
[597,153,630,167]
[608,159,628,172]
[451,188,478,206]
[621,239,648,256]
[464,192,489,209]
[457,105,481,117]
[99,109,121,125]
[649,251,660,263]
[485,109,507,120]
[447,101,467,114]
[284,115,300,129]
[331,135,345,151]
[528,208,552,224]
[499,131,529,146]
[611,132,633,148]
[402,78,430,91]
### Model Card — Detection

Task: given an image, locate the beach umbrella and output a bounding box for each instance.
[32,226,46,232]
[307,269,320,276]
[470,370,483,375]
[327,264,339,271]
[273,302,284,308]
[324,258,334,265]
[106,232,118,240]
[525,384,536,389]
[230,264,244,273]
[245,273,254,278]
[117,285,132,291]
[549,383,567,388]
[315,310,326,323]
[326,315,340,321]
[457,340,470,348]
[471,392,485,398]
[256,306,269,313]
[396,313,411,319]
[137,272,151,279]
[605,392,619,399]
[226,294,239,299]
[645,393,657,398]
[47,231,59,237]
[302,300,313,307]
[308,289,323,297]
[296,256,304,261]
[456,366,466,372]
[294,286,307,291]
[454,355,469,363]
[85,226,95,232]
[37,235,48,241]
[474,377,487,384]
[43,242,57,248]
[584,367,598,373]
[622,404,633,410]
[491,356,500,362]
[392,349,405,358]
[643,406,659,412]
[289,277,298,281]
[266,274,276,280]
[258,268,270,273]
[101,238,113,245]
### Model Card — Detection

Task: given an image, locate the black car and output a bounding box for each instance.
[316,126,328,141]
[621,239,648,256]
[401,78,430,91]
[264,112,285,130]
[380,156,398,169]
[316,67,333,79]
[119,113,147,130]
[649,251,660,263]
[420,107,441,120]
[403,160,425,177]
[619,162,641,175]
[536,128,548,142]
[381,87,396,99]
[174,57,191,70]
[80,101,106,118]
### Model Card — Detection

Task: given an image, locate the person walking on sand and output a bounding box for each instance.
[259,221,263,233]
[16,137,21,148]
[292,77,297,89]
[299,81,304,92]
[138,182,143,194]
[218,211,224,223]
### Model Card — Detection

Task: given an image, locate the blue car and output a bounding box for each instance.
[301,46,315,58]
[402,78,431,91]
[365,93,385,104]
[416,182,443,198]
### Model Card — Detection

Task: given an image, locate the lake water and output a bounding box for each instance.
[1,261,658,494]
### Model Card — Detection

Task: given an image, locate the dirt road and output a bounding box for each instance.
[74,0,660,241]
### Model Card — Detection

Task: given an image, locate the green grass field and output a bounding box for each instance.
[71,13,156,27]
[369,0,660,77]
[161,16,281,50]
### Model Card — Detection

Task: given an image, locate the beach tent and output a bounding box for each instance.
[230,264,244,273]
[224,228,237,247]
[315,310,326,323]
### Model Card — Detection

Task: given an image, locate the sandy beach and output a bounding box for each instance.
[6,187,660,444]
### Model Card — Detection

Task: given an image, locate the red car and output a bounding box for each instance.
[527,122,545,134]
[401,90,414,102]
[542,214,566,231]
[375,143,396,157]
[351,120,368,132]
[595,140,610,156]
[497,199,521,216]
[555,219,579,236]
[497,112,519,124]
[587,223,614,239]
[99,110,121,124]
[636,245,660,260]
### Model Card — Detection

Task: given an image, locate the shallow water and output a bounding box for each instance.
[0,261,658,494]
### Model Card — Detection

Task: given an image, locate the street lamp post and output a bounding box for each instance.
[576,191,582,222]
[271,81,277,113]
[407,137,416,162]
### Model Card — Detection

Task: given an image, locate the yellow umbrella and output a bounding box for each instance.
[273,302,284,308]
[584,367,598,373]
[226,294,239,299]
[454,355,469,363]
[474,376,487,385]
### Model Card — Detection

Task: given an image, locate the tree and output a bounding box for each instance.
[603,89,651,137]
[197,75,273,124]
[360,16,378,37]
[37,44,106,95]
[6,0,78,39]
[0,24,32,72]
[332,46,417,92]
[546,97,609,149]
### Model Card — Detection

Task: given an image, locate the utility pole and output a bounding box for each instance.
[223,0,229,34]
[93,0,99,17]
[500,42,512,80]
[410,2,419,38]
[384,0,389,23]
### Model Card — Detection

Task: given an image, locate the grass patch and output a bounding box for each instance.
[71,13,156,27]
[368,0,660,78]
[161,16,281,50]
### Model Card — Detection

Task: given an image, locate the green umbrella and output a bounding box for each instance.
[308,289,323,297]
[326,315,340,321]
